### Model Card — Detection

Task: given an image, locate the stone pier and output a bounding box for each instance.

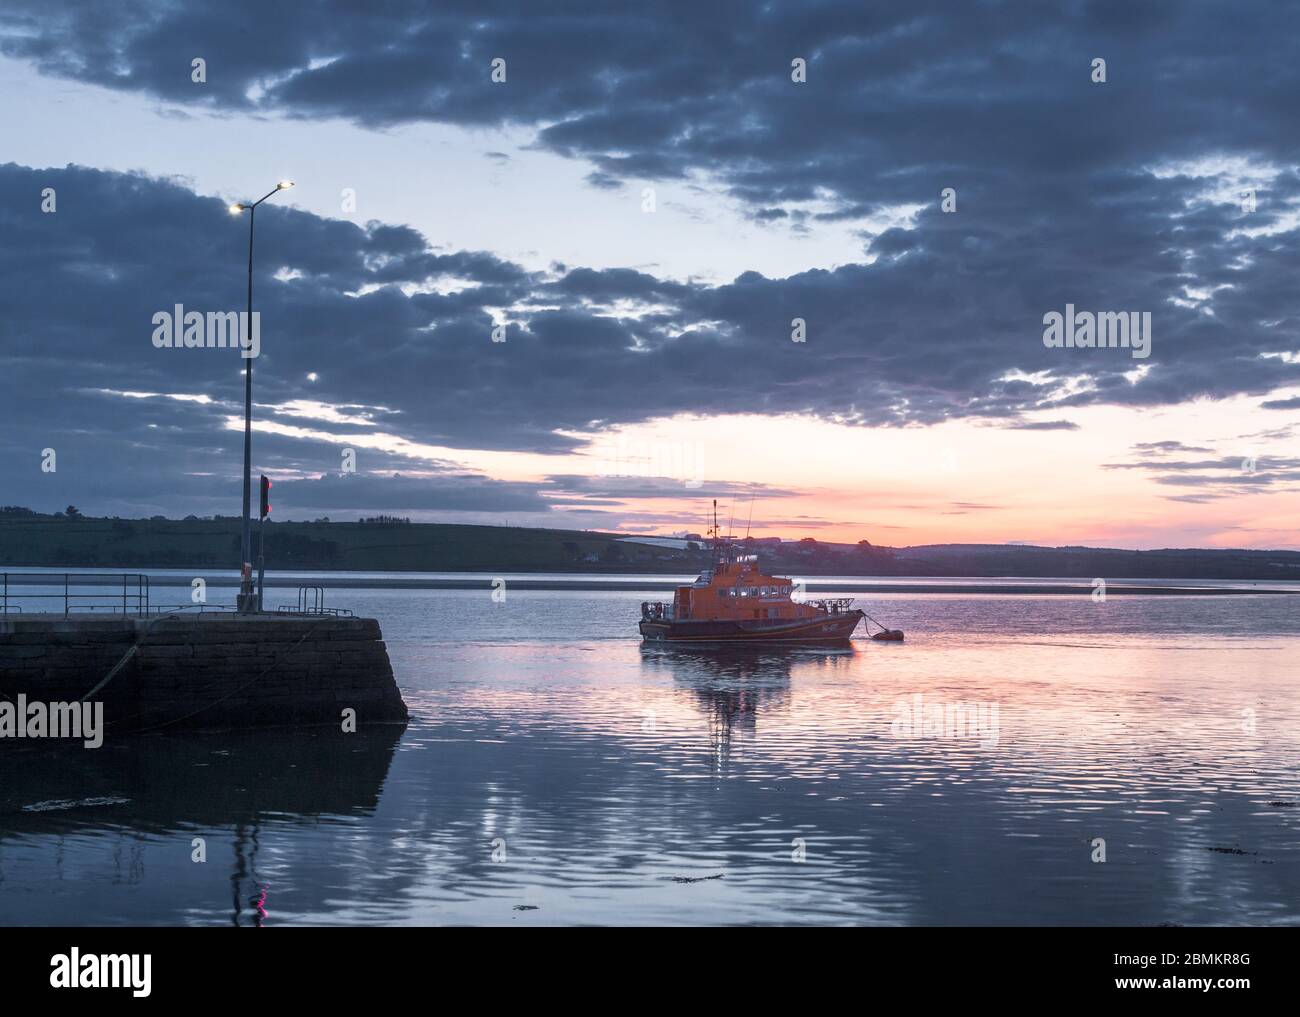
[0,613,408,734]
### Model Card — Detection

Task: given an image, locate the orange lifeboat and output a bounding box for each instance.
[639,551,864,645]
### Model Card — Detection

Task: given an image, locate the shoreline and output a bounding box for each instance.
[2,573,1297,595]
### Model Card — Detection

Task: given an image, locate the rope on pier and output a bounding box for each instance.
[77,613,332,733]
[130,617,332,733]
[80,613,180,703]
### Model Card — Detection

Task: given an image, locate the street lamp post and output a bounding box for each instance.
[228,181,293,612]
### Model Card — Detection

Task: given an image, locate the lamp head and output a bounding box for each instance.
[277,180,294,190]
[228,203,244,215]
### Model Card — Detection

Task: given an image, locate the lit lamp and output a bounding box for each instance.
[228,180,294,612]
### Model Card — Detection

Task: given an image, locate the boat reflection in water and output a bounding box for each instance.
[0,724,403,926]
[639,641,853,774]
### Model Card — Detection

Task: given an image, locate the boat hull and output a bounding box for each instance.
[639,610,863,645]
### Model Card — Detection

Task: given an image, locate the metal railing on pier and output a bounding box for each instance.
[277,585,353,617]
[0,576,360,618]
[0,573,150,616]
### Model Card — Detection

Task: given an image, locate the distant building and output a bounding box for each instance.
[618,536,691,550]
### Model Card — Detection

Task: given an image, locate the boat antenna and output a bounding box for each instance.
[744,489,756,539]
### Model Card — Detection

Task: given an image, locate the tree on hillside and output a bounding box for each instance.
[64,505,82,519]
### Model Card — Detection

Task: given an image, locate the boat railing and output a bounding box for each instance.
[641,601,675,621]
[811,597,856,615]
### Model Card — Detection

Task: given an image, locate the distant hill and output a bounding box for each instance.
[892,542,1300,580]
[0,509,1297,579]
[0,509,684,573]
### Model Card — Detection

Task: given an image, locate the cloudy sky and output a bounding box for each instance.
[1,0,1298,548]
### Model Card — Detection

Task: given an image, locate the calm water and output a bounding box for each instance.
[3,584,1300,926]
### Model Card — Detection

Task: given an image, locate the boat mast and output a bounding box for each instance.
[709,498,728,566]
[711,499,719,561]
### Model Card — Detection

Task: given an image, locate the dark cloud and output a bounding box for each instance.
[7,2,1300,211]
[4,2,1300,518]
[544,475,795,501]
[584,171,624,191]
[1105,457,1300,472]
[2,158,1299,518]
[1003,420,1079,431]
[270,472,551,514]
[1132,440,1214,453]
[1103,451,1300,500]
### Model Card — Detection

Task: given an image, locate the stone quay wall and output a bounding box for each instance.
[0,613,408,733]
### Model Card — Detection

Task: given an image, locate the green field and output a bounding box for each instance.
[1,509,1296,579]
[0,511,701,572]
